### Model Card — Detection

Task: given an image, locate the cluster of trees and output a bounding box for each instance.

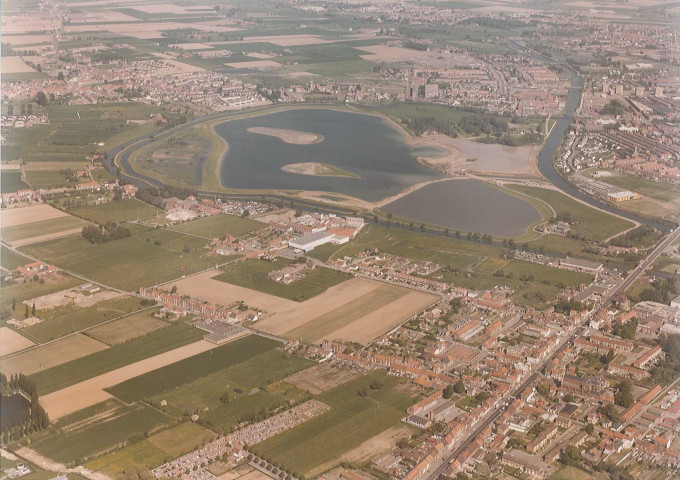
[609,225,659,248]
[649,334,680,385]
[0,373,50,444]
[554,299,585,314]
[81,222,132,244]
[614,379,634,408]
[478,131,544,147]
[633,278,679,305]
[399,112,509,138]
[135,185,198,209]
[600,99,626,116]
[245,452,297,480]
[597,402,620,422]
[612,318,638,340]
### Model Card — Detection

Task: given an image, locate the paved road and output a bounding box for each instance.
[423,227,680,479]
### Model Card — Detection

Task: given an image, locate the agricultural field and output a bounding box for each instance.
[215,258,352,302]
[1,215,88,246]
[0,327,34,356]
[169,214,265,239]
[29,324,204,395]
[251,370,416,476]
[1,245,30,270]
[20,227,219,291]
[147,349,314,431]
[106,335,281,403]
[31,399,172,465]
[0,334,108,376]
[1,103,164,164]
[507,184,634,241]
[85,438,167,476]
[85,308,167,345]
[67,199,163,224]
[23,295,148,343]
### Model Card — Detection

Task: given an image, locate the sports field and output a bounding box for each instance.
[29,324,204,395]
[168,214,265,239]
[20,228,219,291]
[215,258,352,302]
[67,199,163,224]
[85,308,167,345]
[0,334,108,376]
[251,370,416,476]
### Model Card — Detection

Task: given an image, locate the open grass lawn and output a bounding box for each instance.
[308,224,493,269]
[23,296,149,343]
[24,170,75,189]
[85,439,167,476]
[652,255,680,275]
[1,216,88,243]
[251,370,416,476]
[548,466,609,480]
[215,258,352,302]
[599,172,680,204]
[29,324,204,395]
[20,228,217,291]
[284,284,406,343]
[149,349,314,430]
[508,185,634,241]
[32,402,171,465]
[1,245,29,270]
[106,335,281,403]
[0,275,83,316]
[67,199,163,224]
[85,308,167,346]
[0,170,28,193]
[148,422,215,458]
[169,214,265,239]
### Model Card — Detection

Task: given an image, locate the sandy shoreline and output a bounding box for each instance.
[247,126,323,144]
[281,162,358,178]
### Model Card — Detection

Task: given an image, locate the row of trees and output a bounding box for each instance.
[0,373,50,444]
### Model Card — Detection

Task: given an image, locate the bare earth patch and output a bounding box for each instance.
[40,339,218,420]
[285,364,358,395]
[247,127,322,144]
[281,163,357,178]
[0,204,68,228]
[1,56,37,73]
[0,327,35,356]
[0,334,108,376]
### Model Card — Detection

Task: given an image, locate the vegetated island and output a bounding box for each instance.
[282,162,359,178]
[247,126,323,144]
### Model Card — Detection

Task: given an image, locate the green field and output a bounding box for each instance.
[508,185,634,241]
[285,284,407,343]
[148,349,314,431]
[67,199,163,224]
[169,213,265,239]
[1,216,88,243]
[215,258,352,302]
[32,401,171,465]
[24,170,77,189]
[0,170,28,193]
[29,324,204,395]
[20,228,218,291]
[595,173,680,221]
[251,370,415,476]
[85,308,167,345]
[106,335,280,403]
[147,422,215,458]
[85,439,167,475]
[3,103,163,164]
[0,245,29,270]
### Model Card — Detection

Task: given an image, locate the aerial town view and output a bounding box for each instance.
[1,1,680,480]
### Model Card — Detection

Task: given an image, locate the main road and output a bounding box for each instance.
[423,226,680,479]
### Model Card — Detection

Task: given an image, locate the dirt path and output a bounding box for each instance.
[40,339,218,420]
[14,447,112,480]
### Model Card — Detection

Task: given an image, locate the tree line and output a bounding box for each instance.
[0,372,50,444]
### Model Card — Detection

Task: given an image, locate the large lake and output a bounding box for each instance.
[215,109,445,202]
[382,179,542,237]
